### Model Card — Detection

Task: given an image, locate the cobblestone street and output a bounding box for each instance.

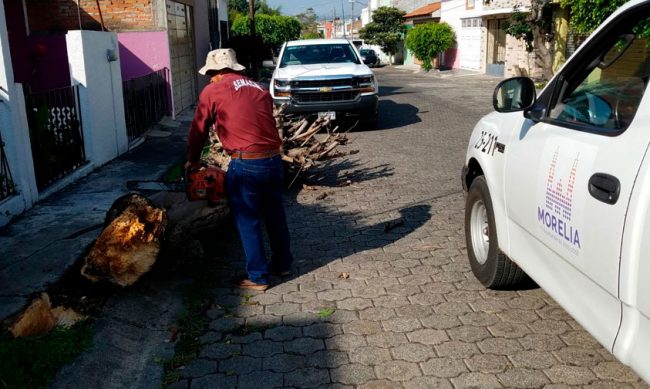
[177,67,648,388]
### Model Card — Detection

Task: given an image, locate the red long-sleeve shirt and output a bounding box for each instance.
[187,73,281,163]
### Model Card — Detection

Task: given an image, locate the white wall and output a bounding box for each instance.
[66,31,128,167]
[194,0,210,92]
[218,0,228,42]
[0,1,37,226]
[441,0,484,70]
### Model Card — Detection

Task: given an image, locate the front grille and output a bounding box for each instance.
[294,91,360,103]
[292,78,353,88]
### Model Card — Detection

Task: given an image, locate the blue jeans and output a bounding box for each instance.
[226,155,293,284]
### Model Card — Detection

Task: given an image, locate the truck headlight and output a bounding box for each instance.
[358,75,375,93]
[273,79,291,97]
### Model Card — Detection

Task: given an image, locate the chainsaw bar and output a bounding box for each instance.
[126,180,186,192]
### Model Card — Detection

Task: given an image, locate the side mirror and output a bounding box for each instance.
[493,77,536,113]
[262,60,276,69]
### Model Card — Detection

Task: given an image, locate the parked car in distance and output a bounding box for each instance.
[462,0,650,383]
[268,39,379,129]
[359,48,379,67]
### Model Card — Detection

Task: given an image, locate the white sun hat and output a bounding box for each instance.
[198,48,246,75]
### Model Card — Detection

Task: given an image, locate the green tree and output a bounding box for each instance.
[405,22,455,71]
[228,0,281,24]
[559,0,627,35]
[231,14,301,47]
[359,6,406,65]
[296,7,319,38]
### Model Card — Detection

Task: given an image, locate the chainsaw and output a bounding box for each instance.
[127,166,226,202]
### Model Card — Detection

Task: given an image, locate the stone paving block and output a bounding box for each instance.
[487,322,531,338]
[398,274,431,286]
[519,333,565,352]
[237,371,283,389]
[476,337,523,355]
[179,359,217,378]
[545,365,597,385]
[560,330,601,347]
[359,380,403,389]
[190,374,237,389]
[228,332,263,344]
[242,339,283,357]
[359,307,396,321]
[218,356,261,375]
[384,284,422,297]
[528,319,571,335]
[300,280,333,292]
[351,285,386,299]
[435,302,473,316]
[367,331,409,348]
[283,337,325,354]
[450,372,503,389]
[406,328,449,345]
[507,296,547,310]
[283,291,318,304]
[262,353,305,373]
[497,309,540,323]
[375,360,422,381]
[302,323,343,338]
[337,297,373,311]
[265,302,301,316]
[323,309,359,324]
[469,298,509,313]
[447,325,492,343]
[325,334,368,350]
[349,345,393,366]
[536,305,574,321]
[390,342,435,362]
[306,350,349,368]
[373,295,411,308]
[592,361,642,383]
[420,357,468,378]
[553,346,605,367]
[250,293,283,306]
[497,368,550,388]
[209,317,244,333]
[342,320,383,335]
[284,367,331,388]
[381,317,422,333]
[200,343,242,360]
[264,325,302,341]
[420,314,462,330]
[394,304,434,319]
[420,282,457,295]
[331,363,377,385]
[403,376,453,389]
[245,314,282,328]
[318,289,353,301]
[509,350,558,369]
[445,290,483,302]
[199,332,223,345]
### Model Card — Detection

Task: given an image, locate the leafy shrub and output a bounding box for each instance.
[405,22,455,71]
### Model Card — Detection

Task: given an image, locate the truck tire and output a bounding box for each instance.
[465,176,527,289]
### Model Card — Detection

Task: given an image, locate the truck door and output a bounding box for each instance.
[504,8,650,348]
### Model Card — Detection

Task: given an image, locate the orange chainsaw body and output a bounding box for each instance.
[186,167,226,202]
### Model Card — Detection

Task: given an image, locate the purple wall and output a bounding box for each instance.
[117,31,170,81]
[5,0,70,92]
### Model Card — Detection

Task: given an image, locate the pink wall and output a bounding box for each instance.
[117,31,170,81]
[443,47,460,69]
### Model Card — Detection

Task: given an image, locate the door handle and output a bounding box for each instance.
[589,173,620,205]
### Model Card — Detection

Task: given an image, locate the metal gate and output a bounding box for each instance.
[167,0,198,114]
[25,85,86,191]
[123,68,170,142]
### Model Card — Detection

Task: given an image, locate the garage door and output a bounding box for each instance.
[459,18,482,71]
[167,0,197,114]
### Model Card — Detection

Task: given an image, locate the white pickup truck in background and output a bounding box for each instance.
[268,39,379,129]
[462,0,650,382]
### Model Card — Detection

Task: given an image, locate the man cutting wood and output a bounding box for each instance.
[186,48,293,291]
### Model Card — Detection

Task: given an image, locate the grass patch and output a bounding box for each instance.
[0,321,94,389]
[318,307,336,318]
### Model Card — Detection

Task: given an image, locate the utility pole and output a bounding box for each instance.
[249,0,257,77]
[333,8,337,38]
[368,0,372,25]
[341,0,346,38]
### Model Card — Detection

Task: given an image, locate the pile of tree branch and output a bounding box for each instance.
[203,104,349,178]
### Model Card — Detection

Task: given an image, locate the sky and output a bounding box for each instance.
[266,0,366,19]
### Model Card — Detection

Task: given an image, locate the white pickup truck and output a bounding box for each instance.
[462,0,650,382]
[268,39,379,129]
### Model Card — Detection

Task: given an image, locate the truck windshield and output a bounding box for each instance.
[280,44,361,67]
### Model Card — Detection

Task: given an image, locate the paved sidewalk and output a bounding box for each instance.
[0,110,193,323]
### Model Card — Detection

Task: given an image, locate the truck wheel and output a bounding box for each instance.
[465,176,527,289]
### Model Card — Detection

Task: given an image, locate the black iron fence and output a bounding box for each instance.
[0,130,16,201]
[25,85,86,191]
[122,68,169,142]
